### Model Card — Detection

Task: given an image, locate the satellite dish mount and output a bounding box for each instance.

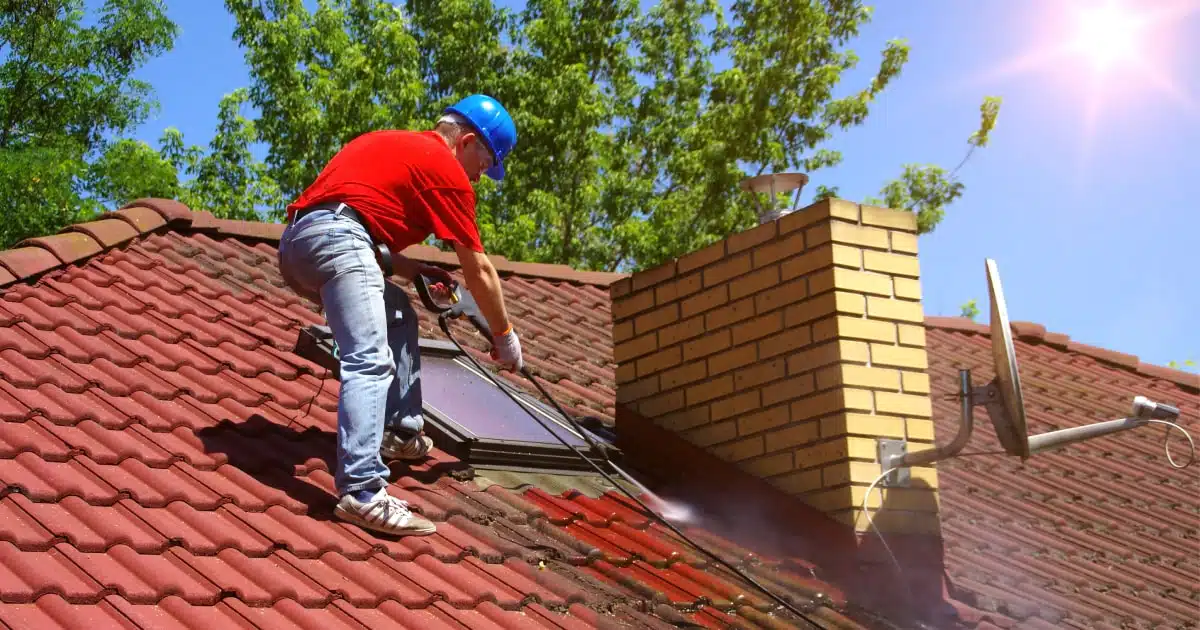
[877,259,1190,487]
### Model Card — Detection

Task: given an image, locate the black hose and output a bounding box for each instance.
[437,316,822,625]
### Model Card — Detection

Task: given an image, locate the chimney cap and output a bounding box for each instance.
[740,172,810,224]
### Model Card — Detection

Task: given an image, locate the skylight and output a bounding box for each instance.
[293,325,613,471]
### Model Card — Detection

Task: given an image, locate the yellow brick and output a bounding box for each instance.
[659,360,708,391]
[784,291,863,328]
[820,316,897,343]
[658,316,706,348]
[790,388,871,422]
[829,221,890,250]
[786,340,869,375]
[893,277,922,301]
[711,389,762,421]
[860,205,917,231]
[758,325,813,360]
[839,364,902,391]
[615,361,637,385]
[794,439,851,468]
[682,329,731,361]
[875,391,932,418]
[870,343,929,369]
[731,311,783,346]
[890,231,919,254]
[763,421,820,452]
[753,277,808,314]
[821,412,906,439]
[738,404,791,435]
[761,373,816,407]
[727,221,779,254]
[902,371,930,394]
[613,320,634,343]
[612,288,655,321]
[613,332,657,363]
[741,452,794,478]
[632,260,678,292]
[832,267,893,296]
[751,230,806,268]
[638,390,684,417]
[831,243,862,269]
[910,465,938,489]
[865,296,924,323]
[653,275,701,309]
[712,435,765,462]
[907,418,935,441]
[823,460,882,487]
[678,240,726,274]
[877,487,940,512]
[846,436,880,459]
[658,406,710,432]
[734,356,786,390]
[685,374,734,406]
[807,268,835,296]
[853,509,941,535]
[770,468,822,494]
[897,324,926,347]
[781,198,860,233]
[684,420,737,448]
[729,265,781,301]
[636,346,681,377]
[863,250,920,279]
[814,365,841,391]
[705,297,756,330]
[634,303,679,335]
[707,342,758,375]
[780,245,835,281]
[616,374,659,403]
[703,252,752,288]
[681,284,729,318]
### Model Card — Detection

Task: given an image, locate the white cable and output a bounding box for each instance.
[1146,419,1195,469]
[862,467,906,580]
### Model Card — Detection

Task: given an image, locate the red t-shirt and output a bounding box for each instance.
[286,130,484,254]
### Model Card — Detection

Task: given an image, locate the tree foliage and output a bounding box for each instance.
[0,0,178,248]
[223,0,1001,272]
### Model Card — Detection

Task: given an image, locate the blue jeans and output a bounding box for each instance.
[277,205,424,497]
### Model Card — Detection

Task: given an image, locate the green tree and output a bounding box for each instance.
[959,298,980,322]
[1166,359,1197,373]
[158,89,283,221]
[0,0,178,248]
[223,0,1000,272]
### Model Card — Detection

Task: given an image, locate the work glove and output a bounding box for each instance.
[490,326,524,371]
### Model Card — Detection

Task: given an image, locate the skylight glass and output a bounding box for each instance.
[421,354,592,447]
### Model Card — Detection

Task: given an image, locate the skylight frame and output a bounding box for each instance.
[293,325,615,472]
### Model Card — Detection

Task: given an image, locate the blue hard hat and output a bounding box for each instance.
[445,94,516,181]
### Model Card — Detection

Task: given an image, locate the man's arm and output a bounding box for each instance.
[452,241,512,337]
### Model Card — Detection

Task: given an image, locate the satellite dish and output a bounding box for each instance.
[986,259,1030,459]
[739,172,809,224]
[876,258,1191,486]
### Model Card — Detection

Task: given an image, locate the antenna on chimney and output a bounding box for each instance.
[875,258,1194,488]
[739,173,809,224]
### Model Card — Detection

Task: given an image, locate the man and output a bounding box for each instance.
[277,94,525,537]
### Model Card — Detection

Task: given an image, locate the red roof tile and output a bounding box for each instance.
[0,200,904,629]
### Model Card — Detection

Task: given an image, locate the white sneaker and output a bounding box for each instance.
[380,429,434,461]
[334,487,436,536]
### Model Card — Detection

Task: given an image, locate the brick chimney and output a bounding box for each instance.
[610,198,938,535]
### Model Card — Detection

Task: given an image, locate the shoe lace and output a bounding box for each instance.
[368,493,414,523]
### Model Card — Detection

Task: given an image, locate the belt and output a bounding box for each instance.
[290,202,394,277]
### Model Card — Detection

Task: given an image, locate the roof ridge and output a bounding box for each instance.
[0,198,626,289]
[925,315,1199,391]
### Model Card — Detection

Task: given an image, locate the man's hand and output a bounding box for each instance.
[491,326,524,371]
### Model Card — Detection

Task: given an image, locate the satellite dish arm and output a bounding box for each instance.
[1028,396,1182,455]
[886,369,976,468]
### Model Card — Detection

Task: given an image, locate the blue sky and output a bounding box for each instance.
[120,1,1197,370]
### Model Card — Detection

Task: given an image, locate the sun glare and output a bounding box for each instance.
[1071,4,1144,72]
